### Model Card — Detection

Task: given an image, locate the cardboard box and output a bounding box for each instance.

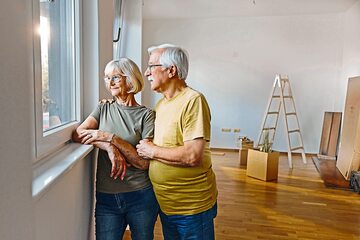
[240,140,254,150]
[239,149,248,166]
[246,149,279,181]
[239,140,254,166]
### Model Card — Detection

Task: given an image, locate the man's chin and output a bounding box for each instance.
[150,87,157,91]
[150,86,160,93]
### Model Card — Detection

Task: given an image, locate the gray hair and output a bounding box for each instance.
[104,58,144,94]
[147,44,189,80]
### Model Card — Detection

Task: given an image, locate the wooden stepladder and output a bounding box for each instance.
[256,74,307,168]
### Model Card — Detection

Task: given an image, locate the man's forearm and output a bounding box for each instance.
[151,145,202,167]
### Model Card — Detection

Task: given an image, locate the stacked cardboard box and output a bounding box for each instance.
[239,138,254,166]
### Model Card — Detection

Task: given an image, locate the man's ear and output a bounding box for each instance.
[168,65,177,78]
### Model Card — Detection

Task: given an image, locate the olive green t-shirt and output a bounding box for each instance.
[149,87,218,215]
[91,102,155,193]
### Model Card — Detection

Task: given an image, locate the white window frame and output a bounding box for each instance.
[113,0,124,59]
[32,0,82,161]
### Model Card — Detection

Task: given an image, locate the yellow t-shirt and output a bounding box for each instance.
[149,87,218,215]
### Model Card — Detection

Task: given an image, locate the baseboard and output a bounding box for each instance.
[210,147,238,152]
[210,147,316,156]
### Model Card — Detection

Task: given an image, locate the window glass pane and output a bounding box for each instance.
[40,0,75,132]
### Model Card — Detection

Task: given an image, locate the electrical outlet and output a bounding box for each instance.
[221,128,231,132]
[233,128,241,133]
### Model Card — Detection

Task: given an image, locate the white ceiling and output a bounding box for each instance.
[143,0,359,19]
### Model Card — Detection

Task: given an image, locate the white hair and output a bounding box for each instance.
[104,58,144,94]
[147,44,189,80]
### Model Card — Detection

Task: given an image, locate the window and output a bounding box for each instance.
[33,0,81,160]
[113,0,124,58]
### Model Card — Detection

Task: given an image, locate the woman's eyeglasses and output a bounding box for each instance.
[104,75,122,84]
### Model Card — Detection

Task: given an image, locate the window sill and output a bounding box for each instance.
[32,142,94,201]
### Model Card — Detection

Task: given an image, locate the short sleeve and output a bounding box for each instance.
[182,94,211,142]
[90,103,102,123]
[141,109,155,140]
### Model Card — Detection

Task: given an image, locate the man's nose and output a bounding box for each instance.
[144,68,150,76]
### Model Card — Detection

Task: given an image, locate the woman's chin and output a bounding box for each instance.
[110,89,120,95]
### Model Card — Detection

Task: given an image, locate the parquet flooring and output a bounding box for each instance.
[312,156,349,189]
[124,151,360,240]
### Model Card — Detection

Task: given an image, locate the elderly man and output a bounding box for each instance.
[136,44,218,239]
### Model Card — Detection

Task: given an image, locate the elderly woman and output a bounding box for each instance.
[72,58,158,240]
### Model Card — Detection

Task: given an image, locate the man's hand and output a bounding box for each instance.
[136,139,156,159]
[78,129,113,144]
[107,145,127,180]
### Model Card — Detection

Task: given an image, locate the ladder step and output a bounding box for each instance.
[288,129,300,134]
[267,111,279,114]
[263,127,276,131]
[286,112,296,116]
[272,95,292,98]
[291,146,303,151]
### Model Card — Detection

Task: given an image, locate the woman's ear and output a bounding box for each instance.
[126,82,134,93]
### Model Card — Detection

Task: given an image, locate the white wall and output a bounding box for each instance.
[339,1,360,110]
[121,0,143,66]
[98,1,116,101]
[34,158,93,239]
[142,14,345,153]
[0,1,35,239]
[121,0,143,103]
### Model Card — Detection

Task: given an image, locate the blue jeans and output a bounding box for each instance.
[95,186,159,240]
[159,203,217,240]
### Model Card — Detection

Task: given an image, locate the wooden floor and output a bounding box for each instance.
[312,156,350,189]
[124,151,360,240]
